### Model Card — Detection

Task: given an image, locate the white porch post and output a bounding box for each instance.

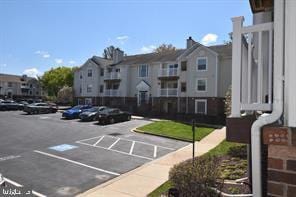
[285,0,296,127]
[231,16,244,117]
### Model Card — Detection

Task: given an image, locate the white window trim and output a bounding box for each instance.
[87,84,93,93]
[195,99,207,114]
[138,64,149,78]
[196,57,208,72]
[196,78,207,92]
[87,69,93,77]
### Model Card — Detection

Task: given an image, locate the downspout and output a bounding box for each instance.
[251,0,285,196]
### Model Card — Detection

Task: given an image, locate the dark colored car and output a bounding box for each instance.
[62,105,92,119]
[79,106,107,121]
[96,108,131,124]
[23,103,58,114]
[0,100,23,111]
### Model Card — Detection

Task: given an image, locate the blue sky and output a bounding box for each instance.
[0,0,252,77]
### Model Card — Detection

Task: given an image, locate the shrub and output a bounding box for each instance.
[227,145,247,159]
[169,156,222,197]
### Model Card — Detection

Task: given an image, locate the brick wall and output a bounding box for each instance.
[263,127,296,197]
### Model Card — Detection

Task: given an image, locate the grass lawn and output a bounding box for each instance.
[137,120,215,141]
[148,140,246,196]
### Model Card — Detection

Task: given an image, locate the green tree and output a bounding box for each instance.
[102,45,115,59]
[40,67,77,97]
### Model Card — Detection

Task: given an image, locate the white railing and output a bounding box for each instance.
[231,16,273,117]
[104,72,121,80]
[159,68,178,77]
[104,89,120,97]
[159,88,178,97]
[21,85,29,89]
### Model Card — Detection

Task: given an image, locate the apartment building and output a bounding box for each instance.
[0,73,44,100]
[74,37,232,119]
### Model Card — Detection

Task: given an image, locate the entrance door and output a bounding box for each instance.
[138,91,147,106]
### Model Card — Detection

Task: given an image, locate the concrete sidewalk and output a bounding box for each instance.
[78,127,226,197]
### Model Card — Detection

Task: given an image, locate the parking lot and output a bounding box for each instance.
[0,111,188,197]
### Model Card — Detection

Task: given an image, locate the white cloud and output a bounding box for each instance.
[23,68,41,78]
[116,35,129,44]
[55,58,63,65]
[201,33,218,46]
[68,60,76,65]
[141,45,157,53]
[35,50,50,58]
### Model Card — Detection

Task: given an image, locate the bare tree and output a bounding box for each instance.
[102,46,115,59]
[154,44,176,53]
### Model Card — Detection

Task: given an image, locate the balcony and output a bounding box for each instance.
[158,68,179,80]
[231,16,274,117]
[104,89,120,97]
[21,85,29,89]
[159,88,178,97]
[104,72,121,81]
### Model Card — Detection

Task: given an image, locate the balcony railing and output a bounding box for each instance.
[104,72,121,80]
[159,88,178,97]
[104,89,120,97]
[231,16,273,117]
[21,85,29,89]
[159,68,178,77]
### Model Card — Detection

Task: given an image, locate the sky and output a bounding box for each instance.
[0,0,252,78]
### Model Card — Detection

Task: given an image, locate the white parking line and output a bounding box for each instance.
[106,135,175,150]
[34,150,120,176]
[76,141,153,161]
[78,136,103,142]
[108,138,120,149]
[93,136,104,146]
[153,146,157,158]
[129,141,135,155]
[3,177,46,197]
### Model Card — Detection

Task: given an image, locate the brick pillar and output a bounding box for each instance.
[263,127,296,197]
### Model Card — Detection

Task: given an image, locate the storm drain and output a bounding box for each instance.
[108,133,123,136]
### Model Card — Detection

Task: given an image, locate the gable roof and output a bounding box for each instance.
[0,73,35,83]
[209,44,232,57]
[116,49,186,65]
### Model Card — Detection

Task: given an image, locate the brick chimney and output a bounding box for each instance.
[186,36,196,49]
[113,48,124,64]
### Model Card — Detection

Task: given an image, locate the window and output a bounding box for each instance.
[197,79,207,91]
[100,85,104,93]
[195,99,207,114]
[80,72,83,79]
[116,68,120,72]
[138,65,148,77]
[79,86,82,93]
[36,91,39,95]
[100,68,104,76]
[181,61,187,71]
[197,57,207,71]
[8,82,12,87]
[87,84,92,92]
[181,82,186,92]
[87,69,92,77]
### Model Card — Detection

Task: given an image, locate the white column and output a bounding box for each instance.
[230,16,244,117]
[285,0,296,127]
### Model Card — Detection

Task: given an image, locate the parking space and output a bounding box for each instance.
[0,111,188,196]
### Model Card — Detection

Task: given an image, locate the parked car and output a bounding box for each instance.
[79,106,107,121]
[96,108,131,124]
[62,105,92,119]
[0,100,23,111]
[17,101,29,110]
[23,103,58,114]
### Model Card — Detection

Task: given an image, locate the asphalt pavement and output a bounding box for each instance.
[0,111,188,197]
